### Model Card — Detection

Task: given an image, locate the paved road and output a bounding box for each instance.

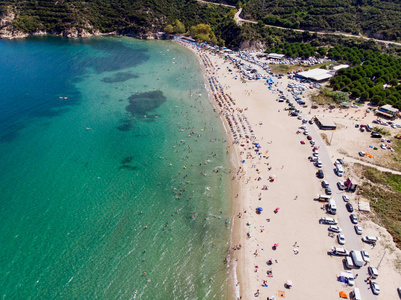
[201,1,401,47]
[307,122,377,300]
[345,156,401,176]
[273,81,378,298]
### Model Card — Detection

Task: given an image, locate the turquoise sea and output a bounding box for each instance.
[0,36,232,299]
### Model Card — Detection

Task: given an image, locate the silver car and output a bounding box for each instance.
[337,233,346,245]
[354,225,362,235]
[370,281,380,295]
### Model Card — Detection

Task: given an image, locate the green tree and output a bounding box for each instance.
[360,91,369,101]
[164,24,174,34]
[173,20,185,34]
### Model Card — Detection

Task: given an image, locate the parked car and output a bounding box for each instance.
[336,158,344,165]
[362,236,380,243]
[346,203,354,212]
[368,266,378,279]
[331,247,349,256]
[309,119,314,124]
[320,217,338,225]
[328,225,342,233]
[359,151,366,157]
[337,181,345,190]
[316,170,324,178]
[307,135,312,140]
[370,281,380,295]
[337,233,346,245]
[325,187,332,195]
[321,180,329,188]
[371,131,382,138]
[361,249,370,263]
[354,225,363,235]
[372,120,380,124]
[316,161,323,168]
[342,195,349,202]
[310,140,315,145]
[350,214,358,224]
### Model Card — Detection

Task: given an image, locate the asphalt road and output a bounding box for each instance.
[294,101,380,300]
[284,89,378,299]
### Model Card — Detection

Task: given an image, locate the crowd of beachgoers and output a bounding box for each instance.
[176,37,401,300]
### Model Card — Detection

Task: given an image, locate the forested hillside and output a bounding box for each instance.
[240,0,401,41]
[0,0,234,38]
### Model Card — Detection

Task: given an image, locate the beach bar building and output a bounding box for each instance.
[314,117,337,130]
[376,104,399,119]
[296,69,334,82]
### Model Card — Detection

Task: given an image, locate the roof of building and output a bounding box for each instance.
[333,64,349,71]
[297,68,333,81]
[380,104,399,113]
[268,53,285,59]
[315,117,337,128]
[358,197,371,212]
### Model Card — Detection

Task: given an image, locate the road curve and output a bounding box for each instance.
[199,1,401,47]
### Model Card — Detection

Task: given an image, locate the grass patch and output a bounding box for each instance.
[269,64,298,74]
[373,126,391,136]
[390,138,401,167]
[302,62,339,71]
[311,87,349,105]
[359,165,401,248]
[321,133,330,145]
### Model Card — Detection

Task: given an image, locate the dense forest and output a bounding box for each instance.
[203,0,401,41]
[0,0,235,40]
[328,46,401,108]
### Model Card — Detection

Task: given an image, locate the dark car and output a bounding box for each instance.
[346,203,354,213]
[350,214,358,224]
[371,132,382,138]
[325,187,332,195]
[317,170,324,178]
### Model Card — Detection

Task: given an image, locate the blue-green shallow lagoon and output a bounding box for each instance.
[0,36,232,299]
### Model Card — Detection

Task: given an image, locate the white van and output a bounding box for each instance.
[345,256,354,269]
[328,199,337,215]
[350,287,361,300]
[350,250,364,267]
[336,164,344,177]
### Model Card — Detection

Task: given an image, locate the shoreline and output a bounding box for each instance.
[179,39,245,299]
[177,38,348,299]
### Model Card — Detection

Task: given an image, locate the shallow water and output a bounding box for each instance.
[0,36,232,299]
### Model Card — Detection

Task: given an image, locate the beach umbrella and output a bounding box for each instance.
[275,207,280,211]
[257,207,263,212]
[274,243,279,247]
[286,280,292,286]
[339,291,348,298]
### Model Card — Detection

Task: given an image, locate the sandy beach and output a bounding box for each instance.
[178,38,401,300]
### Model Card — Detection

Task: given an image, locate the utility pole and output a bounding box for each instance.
[377,250,386,270]
[262,0,265,11]
[329,130,334,145]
